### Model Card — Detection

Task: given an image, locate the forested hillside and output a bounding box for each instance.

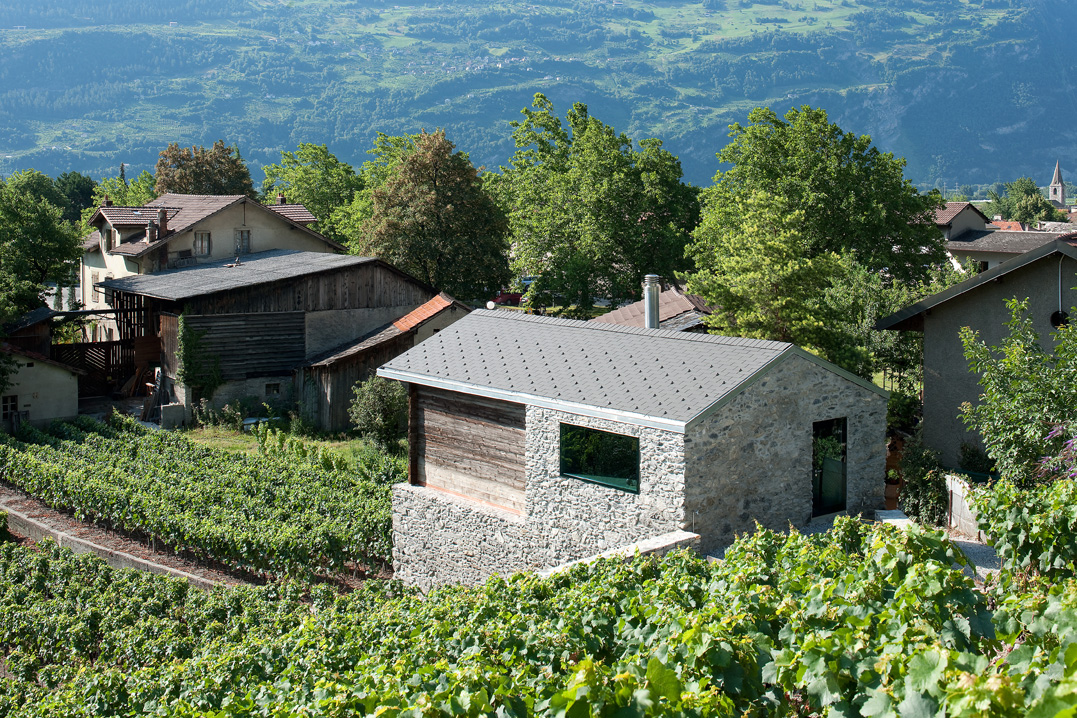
[0,0,1072,187]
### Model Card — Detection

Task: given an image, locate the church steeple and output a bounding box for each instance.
[1050,160,1066,208]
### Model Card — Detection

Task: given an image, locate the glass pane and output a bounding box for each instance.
[559,423,640,493]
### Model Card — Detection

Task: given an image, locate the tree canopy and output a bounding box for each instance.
[497,94,698,314]
[261,143,363,238]
[986,177,1067,225]
[697,105,945,285]
[352,129,509,301]
[154,140,255,197]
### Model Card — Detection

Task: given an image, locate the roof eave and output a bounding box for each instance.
[377,366,690,434]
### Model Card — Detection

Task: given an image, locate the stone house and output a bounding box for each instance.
[96,250,467,428]
[378,310,888,588]
[877,237,1077,467]
[81,193,342,340]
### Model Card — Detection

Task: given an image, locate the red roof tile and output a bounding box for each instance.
[394,293,454,332]
[934,201,990,226]
[268,204,317,224]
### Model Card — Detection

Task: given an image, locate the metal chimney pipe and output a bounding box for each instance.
[643,274,660,329]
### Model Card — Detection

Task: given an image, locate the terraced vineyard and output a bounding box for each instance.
[0,415,395,578]
[0,516,1075,716]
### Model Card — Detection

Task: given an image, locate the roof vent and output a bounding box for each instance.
[643,274,660,329]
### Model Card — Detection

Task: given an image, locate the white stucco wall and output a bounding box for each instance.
[1,359,79,426]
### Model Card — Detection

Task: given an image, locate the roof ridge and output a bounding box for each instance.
[472,309,789,351]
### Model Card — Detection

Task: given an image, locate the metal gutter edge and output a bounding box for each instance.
[376,367,689,434]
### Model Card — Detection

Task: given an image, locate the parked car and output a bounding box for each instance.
[491,290,522,306]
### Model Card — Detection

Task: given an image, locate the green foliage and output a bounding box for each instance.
[500,94,698,314]
[887,391,922,435]
[153,139,255,197]
[686,191,862,371]
[0,511,8,543]
[6,517,1067,717]
[0,414,392,577]
[958,442,995,474]
[348,375,407,451]
[697,105,946,286]
[352,129,509,300]
[86,169,157,213]
[971,478,1077,581]
[51,171,96,223]
[175,315,223,400]
[960,298,1077,486]
[986,177,1067,225]
[260,143,363,239]
[899,430,948,526]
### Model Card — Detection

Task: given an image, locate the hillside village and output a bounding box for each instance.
[2,112,1077,713]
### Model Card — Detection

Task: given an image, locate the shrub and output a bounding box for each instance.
[898,430,948,526]
[958,441,995,475]
[886,390,921,435]
[348,376,407,450]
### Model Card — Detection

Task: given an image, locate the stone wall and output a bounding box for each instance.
[683,353,887,555]
[392,405,686,589]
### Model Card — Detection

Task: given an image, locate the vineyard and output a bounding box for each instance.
[0,415,397,578]
[0,517,1075,716]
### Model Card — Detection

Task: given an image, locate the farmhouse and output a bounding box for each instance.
[378,310,887,588]
[877,237,1077,467]
[97,249,466,428]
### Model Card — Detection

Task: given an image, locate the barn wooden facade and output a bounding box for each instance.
[99,250,467,427]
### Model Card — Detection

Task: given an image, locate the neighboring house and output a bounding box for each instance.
[876,237,1077,467]
[0,344,82,431]
[934,201,1061,271]
[81,193,342,339]
[97,249,464,427]
[591,287,713,332]
[378,310,887,588]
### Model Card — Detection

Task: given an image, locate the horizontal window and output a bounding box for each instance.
[559,423,640,493]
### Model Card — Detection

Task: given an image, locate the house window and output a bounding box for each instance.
[265,382,281,397]
[559,423,640,493]
[193,231,211,256]
[977,260,989,273]
[91,271,102,302]
[812,417,847,517]
[1,395,17,421]
[235,229,251,254]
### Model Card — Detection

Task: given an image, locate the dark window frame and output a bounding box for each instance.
[559,422,641,494]
[1,395,17,421]
[193,231,211,256]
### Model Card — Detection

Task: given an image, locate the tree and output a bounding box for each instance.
[53,171,97,223]
[959,298,1077,486]
[698,105,945,285]
[260,143,363,238]
[348,375,407,450]
[353,129,509,301]
[154,140,255,197]
[497,95,698,314]
[686,192,862,371]
[986,177,1067,225]
[331,132,421,245]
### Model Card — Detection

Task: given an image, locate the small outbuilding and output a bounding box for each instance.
[0,344,82,431]
[378,310,887,588]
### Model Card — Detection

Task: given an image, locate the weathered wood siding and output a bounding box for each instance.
[414,386,526,513]
[181,263,432,316]
[159,313,179,378]
[301,334,414,433]
[183,312,305,380]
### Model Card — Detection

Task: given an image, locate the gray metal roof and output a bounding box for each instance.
[99,250,375,301]
[379,310,797,432]
[877,238,1077,332]
[947,229,1064,255]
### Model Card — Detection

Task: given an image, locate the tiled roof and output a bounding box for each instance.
[379,310,793,431]
[991,220,1024,231]
[3,306,59,333]
[393,293,454,332]
[947,229,1064,255]
[98,206,181,227]
[81,230,101,251]
[268,204,317,224]
[592,288,713,330]
[934,202,990,227]
[0,343,85,375]
[98,249,375,301]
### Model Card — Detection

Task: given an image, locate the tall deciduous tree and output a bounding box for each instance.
[53,171,97,223]
[686,192,862,370]
[987,177,1066,225]
[698,105,945,284]
[154,140,255,197]
[354,130,509,301]
[497,94,698,314]
[261,143,363,238]
[331,132,421,245]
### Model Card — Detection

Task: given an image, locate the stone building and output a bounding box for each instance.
[378,310,888,588]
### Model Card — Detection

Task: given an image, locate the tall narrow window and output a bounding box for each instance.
[193,231,211,256]
[812,417,847,516]
[1,395,17,421]
[559,423,640,493]
[234,229,251,254]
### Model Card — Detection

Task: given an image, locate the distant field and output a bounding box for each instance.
[0,0,1070,188]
